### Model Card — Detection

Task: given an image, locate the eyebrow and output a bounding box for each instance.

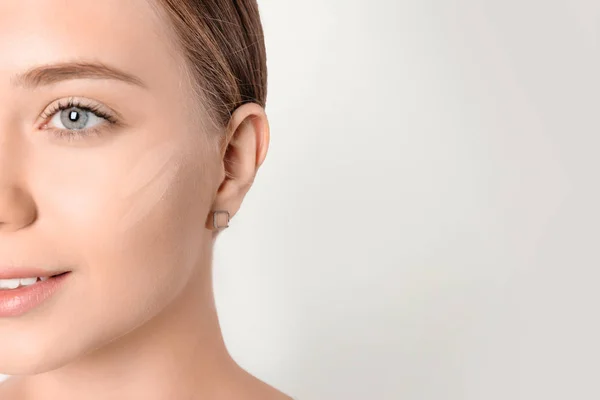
[10,61,148,89]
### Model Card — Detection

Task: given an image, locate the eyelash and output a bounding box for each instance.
[40,98,119,141]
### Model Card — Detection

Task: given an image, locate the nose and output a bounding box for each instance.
[0,185,37,232]
[0,138,37,232]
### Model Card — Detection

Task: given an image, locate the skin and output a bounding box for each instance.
[0,0,288,399]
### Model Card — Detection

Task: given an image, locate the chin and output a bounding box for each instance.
[0,329,86,376]
[0,349,66,376]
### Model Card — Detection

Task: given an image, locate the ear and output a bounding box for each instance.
[204,102,270,231]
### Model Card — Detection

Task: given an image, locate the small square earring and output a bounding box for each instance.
[212,210,230,230]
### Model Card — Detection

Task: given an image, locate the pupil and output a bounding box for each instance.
[69,110,79,121]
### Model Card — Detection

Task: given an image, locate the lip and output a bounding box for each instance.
[0,271,72,317]
[0,267,71,280]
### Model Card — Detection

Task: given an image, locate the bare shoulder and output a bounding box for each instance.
[229,378,295,400]
[218,367,294,400]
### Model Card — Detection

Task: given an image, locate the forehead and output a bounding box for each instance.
[0,0,179,90]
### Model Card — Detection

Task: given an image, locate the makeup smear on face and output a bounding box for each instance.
[117,141,182,233]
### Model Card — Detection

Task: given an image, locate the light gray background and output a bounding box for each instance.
[2,1,600,399]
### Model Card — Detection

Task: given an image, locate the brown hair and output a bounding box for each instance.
[152,0,268,133]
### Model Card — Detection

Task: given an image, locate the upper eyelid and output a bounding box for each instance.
[43,97,108,115]
[39,97,121,124]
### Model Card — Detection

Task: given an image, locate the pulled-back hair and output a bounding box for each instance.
[152,0,267,133]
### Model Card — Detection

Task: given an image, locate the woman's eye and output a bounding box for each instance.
[49,106,105,131]
[39,98,121,142]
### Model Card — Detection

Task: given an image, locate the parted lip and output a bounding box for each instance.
[0,268,71,280]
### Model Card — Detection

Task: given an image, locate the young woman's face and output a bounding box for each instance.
[0,0,219,373]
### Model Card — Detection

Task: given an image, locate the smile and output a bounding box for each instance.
[0,271,72,317]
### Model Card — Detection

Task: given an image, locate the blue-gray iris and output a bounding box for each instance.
[60,107,89,130]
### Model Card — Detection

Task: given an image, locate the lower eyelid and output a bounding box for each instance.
[47,127,102,142]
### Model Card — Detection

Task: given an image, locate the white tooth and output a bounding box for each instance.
[0,279,21,289]
[40,276,49,282]
[20,277,38,286]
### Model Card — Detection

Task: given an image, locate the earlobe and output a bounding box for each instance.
[204,102,270,231]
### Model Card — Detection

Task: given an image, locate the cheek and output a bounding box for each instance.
[43,140,209,333]
[116,140,184,233]
[0,140,211,374]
